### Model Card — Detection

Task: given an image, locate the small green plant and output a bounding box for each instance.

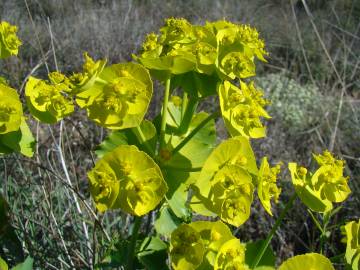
[0,18,357,270]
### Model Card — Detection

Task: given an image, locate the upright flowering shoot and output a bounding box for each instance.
[88,145,167,216]
[76,62,152,129]
[0,81,22,134]
[219,80,270,138]
[0,21,22,58]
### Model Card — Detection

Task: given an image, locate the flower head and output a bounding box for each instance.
[76,62,152,129]
[258,157,282,216]
[88,145,167,215]
[0,21,22,58]
[25,76,74,123]
[170,224,205,270]
[219,80,270,138]
[214,239,248,270]
[69,52,106,94]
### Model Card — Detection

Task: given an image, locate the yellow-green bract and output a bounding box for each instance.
[278,253,335,270]
[343,220,360,270]
[25,76,74,124]
[69,52,107,94]
[0,21,22,58]
[191,136,258,227]
[0,81,23,134]
[170,221,247,270]
[135,18,268,81]
[257,157,282,216]
[218,80,270,139]
[76,62,153,130]
[88,145,167,216]
[289,150,351,213]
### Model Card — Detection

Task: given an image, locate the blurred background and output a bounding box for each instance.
[0,0,359,268]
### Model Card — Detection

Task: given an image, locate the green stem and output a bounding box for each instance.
[160,77,171,149]
[171,111,220,157]
[161,165,202,172]
[251,193,297,269]
[178,97,199,134]
[135,125,155,157]
[181,92,188,120]
[126,216,142,269]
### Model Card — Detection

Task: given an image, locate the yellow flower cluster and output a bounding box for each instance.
[218,80,270,138]
[191,136,281,227]
[0,21,21,58]
[136,18,267,79]
[170,221,248,270]
[289,150,350,213]
[88,145,167,216]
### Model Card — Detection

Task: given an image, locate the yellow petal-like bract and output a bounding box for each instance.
[25,76,74,123]
[289,150,350,213]
[170,221,248,270]
[76,62,152,130]
[214,238,248,270]
[311,150,351,203]
[343,220,360,270]
[88,145,167,215]
[0,21,22,58]
[278,253,335,270]
[257,157,282,216]
[170,224,205,270]
[218,80,270,139]
[136,18,267,80]
[0,81,22,134]
[69,52,106,94]
[191,137,257,226]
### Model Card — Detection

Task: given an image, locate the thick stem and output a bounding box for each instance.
[160,78,171,149]
[251,194,297,269]
[171,111,220,157]
[127,216,142,269]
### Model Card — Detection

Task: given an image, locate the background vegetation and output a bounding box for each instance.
[0,0,359,268]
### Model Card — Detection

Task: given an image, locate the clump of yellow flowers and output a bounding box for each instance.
[0,17,354,270]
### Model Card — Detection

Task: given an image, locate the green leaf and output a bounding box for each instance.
[137,237,169,270]
[0,118,35,157]
[154,206,182,237]
[95,120,157,158]
[162,112,216,218]
[245,240,275,268]
[11,257,33,270]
